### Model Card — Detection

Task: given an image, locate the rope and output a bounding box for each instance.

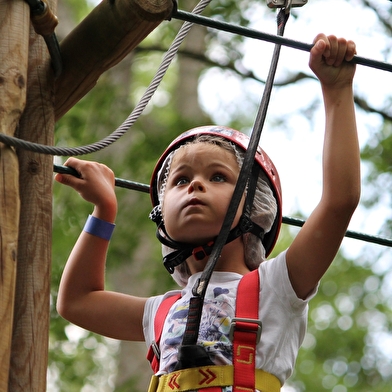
[0,0,212,156]
[172,9,291,358]
[194,9,290,298]
[53,163,392,248]
[24,0,62,77]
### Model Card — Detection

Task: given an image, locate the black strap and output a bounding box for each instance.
[160,216,265,273]
[173,9,290,368]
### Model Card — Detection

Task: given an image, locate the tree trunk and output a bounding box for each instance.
[54,0,173,120]
[175,11,208,121]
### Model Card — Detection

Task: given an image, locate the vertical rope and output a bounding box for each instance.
[176,9,290,358]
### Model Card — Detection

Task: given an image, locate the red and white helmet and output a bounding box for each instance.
[150,125,282,257]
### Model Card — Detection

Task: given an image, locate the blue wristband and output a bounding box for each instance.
[83,215,115,241]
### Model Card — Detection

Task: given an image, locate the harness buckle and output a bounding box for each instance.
[151,340,160,360]
[192,241,214,261]
[229,317,262,344]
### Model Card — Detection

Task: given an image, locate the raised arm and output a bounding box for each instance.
[286,34,361,299]
[55,158,147,341]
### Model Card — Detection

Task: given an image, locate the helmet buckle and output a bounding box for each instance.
[239,215,254,234]
[192,241,214,260]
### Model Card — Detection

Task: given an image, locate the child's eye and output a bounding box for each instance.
[175,177,189,186]
[211,174,226,183]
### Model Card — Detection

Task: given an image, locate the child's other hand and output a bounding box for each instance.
[309,33,356,89]
[54,158,117,219]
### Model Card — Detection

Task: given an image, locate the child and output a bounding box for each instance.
[55,33,360,391]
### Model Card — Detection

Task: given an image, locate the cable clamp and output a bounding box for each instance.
[166,0,178,20]
[267,0,307,8]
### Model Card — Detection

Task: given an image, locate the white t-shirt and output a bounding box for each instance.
[143,250,317,387]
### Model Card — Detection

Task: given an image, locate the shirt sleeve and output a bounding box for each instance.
[256,250,319,383]
[143,290,182,349]
[260,250,319,315]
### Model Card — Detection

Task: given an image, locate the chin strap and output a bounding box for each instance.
[150,210,264,274]
[164,214,264,273]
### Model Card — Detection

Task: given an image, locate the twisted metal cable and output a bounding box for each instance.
[2,2,392,154]
[0,0,212,156]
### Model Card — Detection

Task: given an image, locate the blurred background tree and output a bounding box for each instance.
[49,0,392,390]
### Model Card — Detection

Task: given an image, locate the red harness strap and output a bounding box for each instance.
[147,270,260,392]
[147,293,181,374]
[232,269,260,392]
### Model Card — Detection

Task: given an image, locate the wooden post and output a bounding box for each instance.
[1,0,171,389]
[0,0,29,390]
[55,0,173,119]
[7,2,56,388]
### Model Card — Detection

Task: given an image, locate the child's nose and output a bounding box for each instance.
[188,179,205,193]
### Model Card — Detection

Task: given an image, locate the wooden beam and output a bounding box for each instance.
[8,3,56,390]
[55,0,173,120]
[0,0,29,389]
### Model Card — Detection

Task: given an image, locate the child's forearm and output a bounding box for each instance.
[57,217,147,341]
[57,223,111,323]
[55,159,146,340]
[321,84,361,213]
[286,35,359,300]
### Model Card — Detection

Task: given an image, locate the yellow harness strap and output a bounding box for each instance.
[147,365,281,392]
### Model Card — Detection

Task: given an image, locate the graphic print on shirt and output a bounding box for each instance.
[160,287,236,373]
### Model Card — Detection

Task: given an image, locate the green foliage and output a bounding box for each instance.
[289,253,392,391]
[271,227,392,390]
[362,119,392,221]
[64,0,94,23]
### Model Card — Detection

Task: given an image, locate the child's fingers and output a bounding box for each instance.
[345,40,356,62]
[309,38,327,73]
[322,35,342,66]
[54,158,83,188]
[54,158,105,192]
[55,159,116,208]
[63,157,85,177]
[311,33,329,58]
[328,39,342,66]
[330,37,354,67]
[311,34,356,69]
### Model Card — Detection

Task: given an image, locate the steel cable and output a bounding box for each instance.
[0,0,212,156]
[173,9,392,73]
[1,4,392,154]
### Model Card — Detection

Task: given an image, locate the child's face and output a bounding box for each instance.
[162,142,244,245]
